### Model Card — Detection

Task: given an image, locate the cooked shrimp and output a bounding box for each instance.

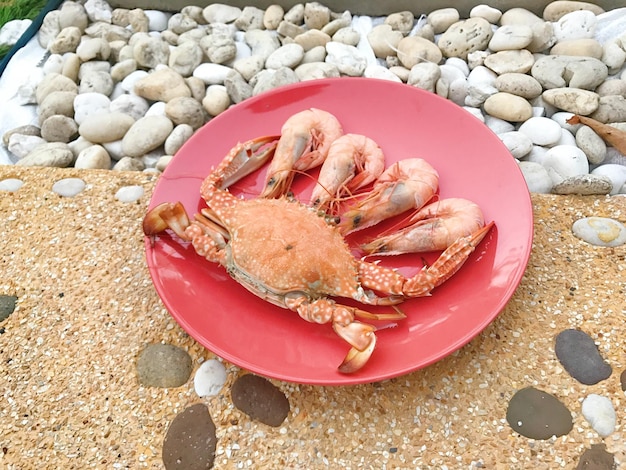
[261,108,343,198]
[361,197,485,255]
[337,158,439,234]
[310,133,385,211]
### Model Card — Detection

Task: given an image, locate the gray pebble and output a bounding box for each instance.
[555,329,612,384]
[52,177,86,197]
[136,343,192,388]
[0,178,24,192]
[506,387,573,440]
[114,185,144,202]
[0,295,18,322]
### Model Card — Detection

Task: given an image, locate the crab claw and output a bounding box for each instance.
[338,333,377,374]
[333,322,377,373]
[204,135,279,193]
[142,201,190,240]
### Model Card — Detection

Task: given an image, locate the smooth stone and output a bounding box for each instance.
[58,1,88,30]
[590,164,626,195]
[427,7,459,34]
[78,70,114,96]
[552,174,613,195]
[295,62,340,81]
[484,93,533,122]
[74,145,111,170]
[498,131,533,158]
[531,55,607,90]
[303,2,330,30]
[8,134,46,159]
[245,29,281,60]
[35,73,79,104]
[542,88,599,115]
[134,68,191,102]
[470,4,502,23]
[120,70,149,93]
[136,343,192,388]
[553,127,577,146]
[518,161,553,193]
[109,94,150,121]
[38,91,77,124]
[367,24,403,59]
[164,124,194,155]
[581,394,616,438]
[115,185,144,202]
[193,63,233,85]
[0,19,32,47]
[483,49,534,75]
[164,97,206,130]
[156,155,173,172]
[325,42,366,77]
[575,444,615,470]
[112,156,145,171]
[542,145,589,184]
[194,359,227,397]
[0,179,24,192]
[265,43,304,70]
[602,41,626,74]
[203,3,240,23]
[78,112,136,144]
[550,38,603,59]
[38,11,61,48]
[488,24,533,52]
[3,125,41,146]
[51,177,86,197]
[590,95,626,124]
[621,370,626,391]
[16,142,73,167]
[263,4,284,30]
[574,215,626,247]
[555,329,612,384]
[396,36,443,69]
[162,403,217,470]
[41,115,78,143]
[231,374,290,427]
[122,115,174,157]
[495,73,542,100]
[251,67,298,96]
[553,10,597,42]
[84,0,113,23]
[0,295,18,322]
[595,79,626,98]
[364,65,402,83]
[506,387,573,440]
[543,1,605,21]
[519,117,563,146]
[576,125,606,164]
[233,55,266,81]
[485,115,515,134]
[438,17,493,60]
[73,92,111,125]
[294,29,331,51]
[202,84,231,116]
[76,36,111,61]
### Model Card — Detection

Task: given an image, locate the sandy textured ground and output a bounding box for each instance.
[1,166,625,469]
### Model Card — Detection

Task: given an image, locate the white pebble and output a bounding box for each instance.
[0,178,24,191]
[590,164,626,195]
[145,10,170,32]
[519,161,553,194]
[581,394,616,437]
[114,185,144,202]
[573,217,626,247]
[542,145,589,185]
[52,178,86,197]
[194,358,227,397]
[518,117,562,146]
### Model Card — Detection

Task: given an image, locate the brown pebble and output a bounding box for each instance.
[621,370,626,392]
[575,443,615,470]
[231,374,290,427]
[162,403,217,470]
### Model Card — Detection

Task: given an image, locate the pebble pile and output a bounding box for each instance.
[1,0,626,197]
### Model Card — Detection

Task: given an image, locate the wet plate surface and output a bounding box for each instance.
[145,78,533,386]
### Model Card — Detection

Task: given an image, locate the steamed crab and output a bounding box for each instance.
[143,109,494,373]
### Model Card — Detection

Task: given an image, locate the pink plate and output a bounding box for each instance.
[144,78,533,386]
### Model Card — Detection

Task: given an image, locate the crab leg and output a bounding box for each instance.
[358,222,494,298]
